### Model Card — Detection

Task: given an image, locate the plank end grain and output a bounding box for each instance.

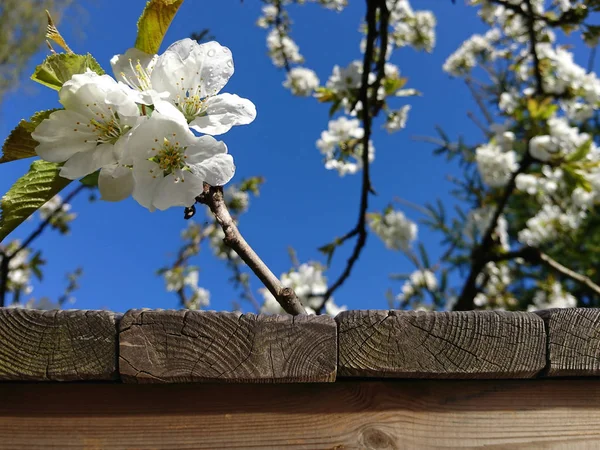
[0,308,118,381]
[536,308,600,377]
[119,310,337,383]
[337,310,546,379]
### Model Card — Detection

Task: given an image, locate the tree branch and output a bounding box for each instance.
[454,154,533,310]
[523,0,544,96]
[0,184,87,307]
[196,184,306,315]
[314,0,387,313]
[12,184,86,257]
[490,246,600,298]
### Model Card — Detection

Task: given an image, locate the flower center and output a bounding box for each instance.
[121,58,152,91]
[149,137,187,178]
[175,92,208,122]
[90,117,126,145]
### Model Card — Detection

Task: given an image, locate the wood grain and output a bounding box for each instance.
[119,310,337,383]
[1,380,600,449]
[0,308,117,381]
[337,310,546,378]
[536,308,600,377]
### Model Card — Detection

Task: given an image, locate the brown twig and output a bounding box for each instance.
[465,78,494,125]
[274,0,292,73]
[523,0,544,96]
[490,246,600,297]
[314,0,387,314]
[454,154,533,310]
[196,184,306,315]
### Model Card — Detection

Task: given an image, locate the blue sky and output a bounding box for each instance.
[0,0,594,313]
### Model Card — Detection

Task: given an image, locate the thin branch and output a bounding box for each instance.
[12,184,86,258]
[274,0,292,73]
[0,253,8,308]
[0,184,87,307]
[465,78,493,125]
[467,111,491,136]
[226,253,261,313]
[196,184,306,315]
[523,0,544,96]
[490,246,600,298]
[588,45,597,74]
[538,252,600,297]
[314,0,387,313]
[454,154,533,310]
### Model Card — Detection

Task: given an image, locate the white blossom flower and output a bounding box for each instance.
[326,61,372,95]
[148,39,256,136]
[518,204,585,246]
[259,263,346,315]
[32,70,139,200]
[317,117,374,176]
[110,47,160,105]
[126,113,235,211]
[499,91,518,114]
[443,28,500,76]
[475,143,518,187]
[256,5,278,28]
[384,105,411,133]
[464,207,510,252]
[283,67,320,96]
[266,29,304,67]
[368,209,417,251]
[528,282,577,311]
[397,269,438,302]
[39,195,76,223]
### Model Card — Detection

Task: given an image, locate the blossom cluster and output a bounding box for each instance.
[163,267,210,310]
[32,39,256,211]
[260,262,346,315]
[368,209,417,251]
[396,269,438,303]
[316,117,375,176]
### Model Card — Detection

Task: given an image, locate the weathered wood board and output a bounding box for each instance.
[337,310,547,378]
[0,308,118,381]
[537,308,600,376]
[119,310,337,383]
[1,380,599,449]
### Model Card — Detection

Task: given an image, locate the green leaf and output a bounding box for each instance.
[418,242,430,268]
[80,170,100,187]
[0,160,71,242]
[31,53,104,90]
[135,0,185,55]
[566,139,592,163]
[0,109,60,164]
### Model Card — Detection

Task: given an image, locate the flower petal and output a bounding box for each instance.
[110,47,157,90]
[98,164,134,202]
[152,39,234,98]
[125,112,194,162]
[132,159,161,211]
[59,143,116,179]
[152,172,205,210]
[189,94,256,135]
[32,110,97,162]
[188,153,235,187]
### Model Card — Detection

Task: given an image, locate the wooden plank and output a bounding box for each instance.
[0,380,600,448]
[119,310,336,383]
[337,310,546,378]
[536,308,600,377]
[0,308,118,381]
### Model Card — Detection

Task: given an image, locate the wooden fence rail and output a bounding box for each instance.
[2,307,600,448]
[1,307,600,382]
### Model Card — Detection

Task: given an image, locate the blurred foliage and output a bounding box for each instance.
[0,0,74,102]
